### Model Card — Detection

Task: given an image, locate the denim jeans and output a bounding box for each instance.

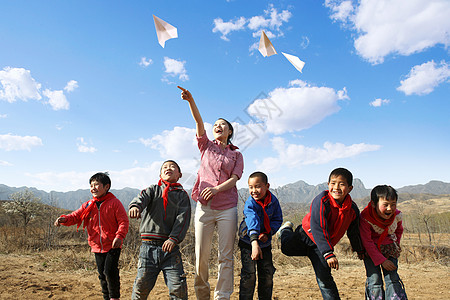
[94,248,121,300]
[364,257,408,300]
[238,242,275,300]
[132,241,187,300]
[280,226,340,300]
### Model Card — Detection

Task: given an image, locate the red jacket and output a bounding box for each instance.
[62,192,129,253]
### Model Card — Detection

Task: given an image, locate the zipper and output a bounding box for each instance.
[98,203,103,252]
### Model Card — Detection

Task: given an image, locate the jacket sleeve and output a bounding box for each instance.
[359,216,387,266]
[129,186,155,212]
[62,202,88,226]
[309,192,335,259]
[270,197,283,235]
[114,199,129,240]
[243,197,261,241]
[396,220,403,245]
[346,202,364,253]
[168,191,191,244]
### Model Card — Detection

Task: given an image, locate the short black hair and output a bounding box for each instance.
[89,172,111,189]
[328,167,353,186]
[370,185,398,205]
[248,171,268,184]
[218,118,234,145]
[161,160,181,173]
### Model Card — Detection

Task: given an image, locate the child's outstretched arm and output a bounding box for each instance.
[178,86,205,138]
[54,216,67,226]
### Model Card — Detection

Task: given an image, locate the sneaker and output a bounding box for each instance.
[279,221,294,232]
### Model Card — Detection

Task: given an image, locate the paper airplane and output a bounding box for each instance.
[258,31,277,57]
[282,52,305,73]
[153,15,178,48]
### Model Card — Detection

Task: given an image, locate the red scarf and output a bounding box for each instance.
[158,178,183,219]
[361,201,396,251]
[255,192,272,235]
[327,191,352,242]
[77,192,114,230]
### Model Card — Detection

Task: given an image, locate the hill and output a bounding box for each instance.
[1,180,449,211]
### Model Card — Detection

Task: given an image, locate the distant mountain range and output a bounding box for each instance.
[1,180,449,211]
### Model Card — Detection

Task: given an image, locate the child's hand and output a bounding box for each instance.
[162,239,176,253]
[200,187,219,201]
[251,241,263,260]
[129,207,141,219]
[258,233,268,243]
[177,86,193,102]
[381,259,397,271]
[54,216,66,226]
[327,257,339,270]
[112,238,122,249]
[357,252,365,260]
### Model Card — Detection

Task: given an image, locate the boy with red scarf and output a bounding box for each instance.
[360,185,407,299]
[280,168,364,300]
[238,171,283,300]
[54,172,129,300]
[128,160,191,300]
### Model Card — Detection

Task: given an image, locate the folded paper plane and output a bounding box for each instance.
[258,31,277,57]
[282,52,305,73]
[153,15,178,48]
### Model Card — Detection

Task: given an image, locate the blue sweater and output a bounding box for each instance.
[238,191,283,248]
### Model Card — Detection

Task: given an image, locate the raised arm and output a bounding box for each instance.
[178,86,205,137]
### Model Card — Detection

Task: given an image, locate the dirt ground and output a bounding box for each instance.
[0,253,448,299]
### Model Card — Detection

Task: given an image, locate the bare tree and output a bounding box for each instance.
[2,189,42,233]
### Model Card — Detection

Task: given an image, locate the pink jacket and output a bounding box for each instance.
[62,193,129,253]
[360,209,403,266]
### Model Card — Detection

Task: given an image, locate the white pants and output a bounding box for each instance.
[194,202,237,300]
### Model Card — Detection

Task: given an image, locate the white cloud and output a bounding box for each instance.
[24,160,194,192]
[213,6,292,44]
[141,126,198,160]
[64,80,78,92]
[139,57,153,68]
[212,17,247,41]
[0,133,43,151]
[0,160,13,166]
[257,137,381,172]
[326,0,450,64]
[370,98,390,107]
[0,67,42,103]
[0,114,7,118]
[247,80,348,135]
[43,89,70,110]
[163,57,189,81]
[248,6,292,31]
[77,137,97,153]
[397,60,450,96]
[325,0,354,23]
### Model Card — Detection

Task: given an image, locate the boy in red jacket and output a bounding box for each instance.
[54,172,129,300]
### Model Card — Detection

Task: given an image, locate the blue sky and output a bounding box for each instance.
[0,0,449,193]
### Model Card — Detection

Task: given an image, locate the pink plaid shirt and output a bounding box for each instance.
[192,133,244,210]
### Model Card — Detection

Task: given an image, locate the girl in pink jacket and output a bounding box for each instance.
[360,185,407,300]
[54,172,129,300]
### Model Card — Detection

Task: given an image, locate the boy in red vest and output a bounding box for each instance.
[54,172,129,300]
[280,168,364,299]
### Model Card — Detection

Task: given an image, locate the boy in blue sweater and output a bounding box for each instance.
[238,171,283,300]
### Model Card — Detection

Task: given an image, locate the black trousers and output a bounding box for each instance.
[94,248,121,300]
